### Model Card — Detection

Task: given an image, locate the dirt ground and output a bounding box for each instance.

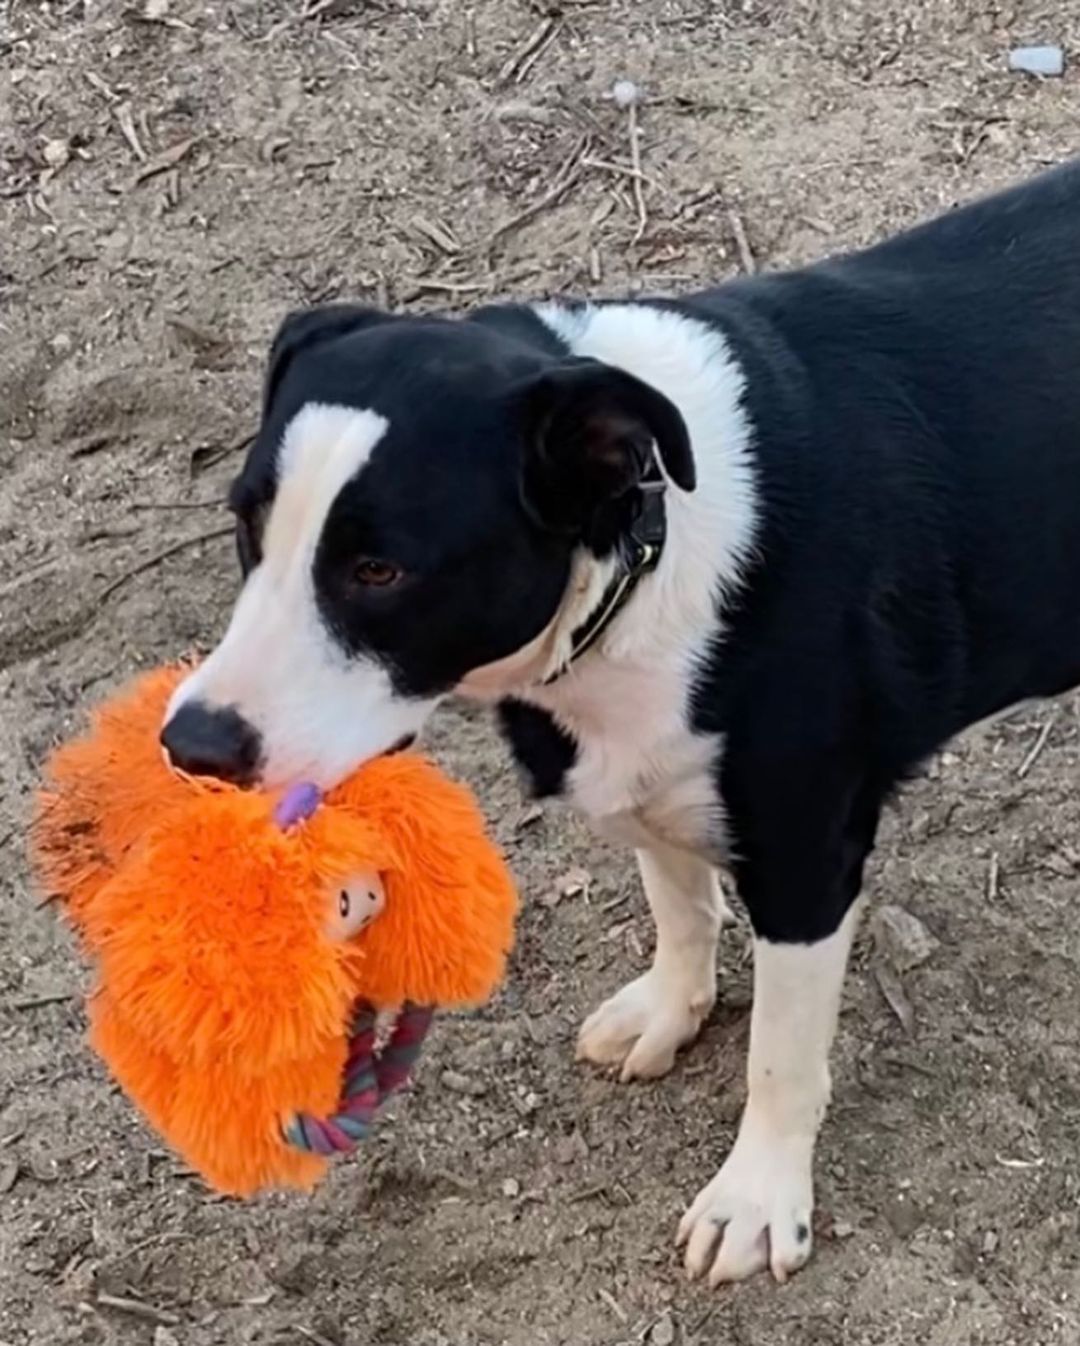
[3,0,1080,1342]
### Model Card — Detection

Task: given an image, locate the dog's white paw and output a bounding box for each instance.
[677,1119,815,1286]
[576,967,714,1081]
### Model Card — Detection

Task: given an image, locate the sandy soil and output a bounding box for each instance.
[4,1,1080,1342]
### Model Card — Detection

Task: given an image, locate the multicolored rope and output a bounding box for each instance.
[282,1000,435,1156]
[274,780,434,1157]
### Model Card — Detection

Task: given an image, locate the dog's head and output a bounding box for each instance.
[160,303,694,789]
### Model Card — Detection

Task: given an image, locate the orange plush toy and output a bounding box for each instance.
[31,666,518,1197]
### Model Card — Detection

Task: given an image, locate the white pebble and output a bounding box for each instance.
[612,79,642,108]
[1008,45,1065,77]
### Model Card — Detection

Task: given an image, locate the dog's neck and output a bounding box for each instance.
[457,300,759,707]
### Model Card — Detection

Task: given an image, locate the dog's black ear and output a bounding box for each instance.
[262,303,395,416]
[516,360,695,537]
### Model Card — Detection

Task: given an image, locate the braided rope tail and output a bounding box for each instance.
[283,1001,435,1156]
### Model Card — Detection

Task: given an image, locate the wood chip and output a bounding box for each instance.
[132,137,197,187]
[513,802,544,831]
[410,213,460,255]
[114,103,147,161]
[441,1069,488,1097]
[95,1294,180,1327]
[296,1327,339,1346]
[874,963,914,1033]
[85,70,121,103]
[598,1288,628,1323]
[872,904,937,972]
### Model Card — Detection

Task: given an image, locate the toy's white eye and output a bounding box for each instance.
[326,869,386,941]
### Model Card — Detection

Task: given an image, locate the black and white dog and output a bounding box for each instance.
[161,159,1080,1286]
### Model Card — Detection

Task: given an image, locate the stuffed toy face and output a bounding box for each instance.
[32,667,517,1196]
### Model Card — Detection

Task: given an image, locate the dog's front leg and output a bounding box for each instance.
[577,840,731,1080]
[676,748,881,1284]
[677,903,860,1283]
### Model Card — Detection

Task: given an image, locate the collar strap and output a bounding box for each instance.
[542,471,666,687]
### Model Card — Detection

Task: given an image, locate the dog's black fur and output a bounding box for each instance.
[498,159,1080,940]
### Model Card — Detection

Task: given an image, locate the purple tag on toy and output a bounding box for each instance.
[274,781,322,829]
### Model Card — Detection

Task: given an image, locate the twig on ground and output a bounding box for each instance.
[97,526,233,606]
[131,497,228,512]
[496,16,559,86]
[728,207,757,274]
[581,155,664,192]
[11,991,74,1010]
[94,1294,180,1327]
[402,278,488,296]
[987,851,1000,900]
[1016,707,1061,778]
[190,432,254,475]
[484,136,588,254]
[296,1328,339,1346]
[597,1288,628,1323]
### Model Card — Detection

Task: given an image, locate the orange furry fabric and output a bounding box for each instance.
[31,666,518,1196]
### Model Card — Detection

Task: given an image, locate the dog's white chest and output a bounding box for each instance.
[536,660,725,858]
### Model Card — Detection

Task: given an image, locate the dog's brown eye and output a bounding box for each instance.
[354,559,402,588]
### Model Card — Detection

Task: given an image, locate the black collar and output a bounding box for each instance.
[542,468,667,686]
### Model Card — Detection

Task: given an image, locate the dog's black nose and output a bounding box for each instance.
[160,702,262,786]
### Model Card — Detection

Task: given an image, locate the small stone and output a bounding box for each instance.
[513,803,544,831]
[983,1229,999,1254]
[1008,45,1065,77]
[502,1177,521,1198]
[650,1312,676,1346]
[144,0,170,17]
[910,809,932,841]
[884,1194,922,1238]
[0,1161,18,1195]
[872,904,938,973]
[612,78,642,108]
[42,138,71,169]
[545,868,592,907]
[154,1329,180,1346]
[833,1220,855,1240]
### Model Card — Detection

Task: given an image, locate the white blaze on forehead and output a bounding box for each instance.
[266,402,390,575]
[166,403,439,788]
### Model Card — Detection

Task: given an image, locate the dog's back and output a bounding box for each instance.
[673,159,1080,761]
